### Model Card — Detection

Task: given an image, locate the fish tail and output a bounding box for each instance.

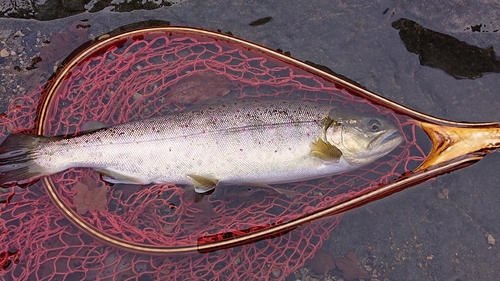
[0,134,60,187]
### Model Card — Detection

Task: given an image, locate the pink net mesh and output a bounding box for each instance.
[0,30,426,280]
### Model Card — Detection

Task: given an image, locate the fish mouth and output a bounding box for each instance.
[372,129,404,149]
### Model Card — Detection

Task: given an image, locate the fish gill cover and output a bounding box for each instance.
[0,29,425,280]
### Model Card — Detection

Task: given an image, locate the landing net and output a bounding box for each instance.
[0,30,426,280]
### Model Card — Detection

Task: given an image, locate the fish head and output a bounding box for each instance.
[326,112,404,166]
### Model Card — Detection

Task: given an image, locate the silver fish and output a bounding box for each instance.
[0,98,403,195]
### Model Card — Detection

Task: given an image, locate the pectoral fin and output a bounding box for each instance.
[97,169,146,185]
[310,138,342,162]
[187,174,219,194]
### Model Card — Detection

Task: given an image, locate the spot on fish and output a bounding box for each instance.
[184,124,189,127]
[274,150,278,153]
[240,148,243,151]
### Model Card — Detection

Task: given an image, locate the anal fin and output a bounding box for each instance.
[97,169,146,185]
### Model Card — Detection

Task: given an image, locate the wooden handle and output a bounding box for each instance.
[415,120,500,172]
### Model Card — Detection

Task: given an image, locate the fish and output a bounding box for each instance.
[0,98,403,197]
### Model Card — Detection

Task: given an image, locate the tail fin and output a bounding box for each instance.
[0,134,60,187]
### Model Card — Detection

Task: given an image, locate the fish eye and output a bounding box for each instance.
[367,119,382,132]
